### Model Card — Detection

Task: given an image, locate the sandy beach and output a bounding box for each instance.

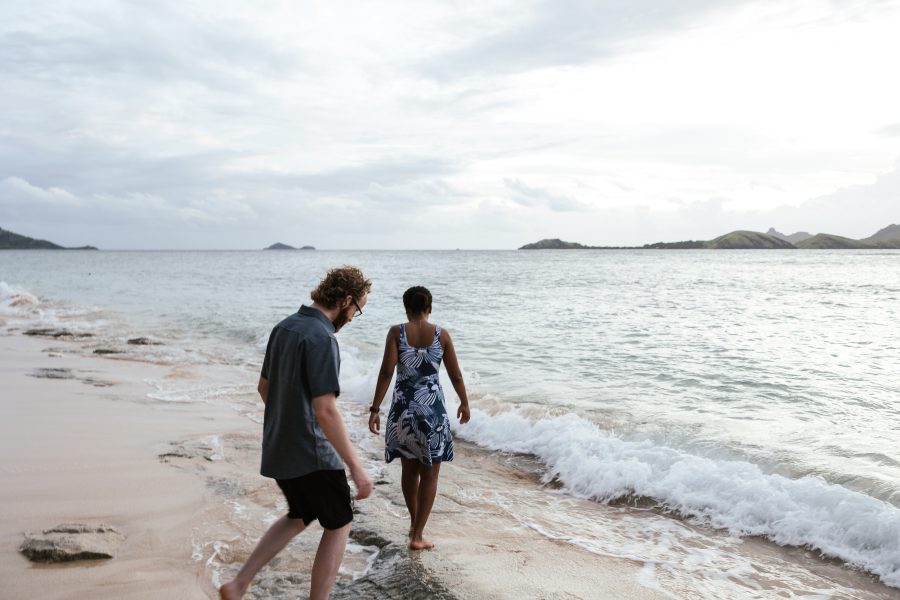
[1,330,666,599]
[0,334,245,599]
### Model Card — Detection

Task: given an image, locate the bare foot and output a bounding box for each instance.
[219,580,246,600]
[408,537,434,550]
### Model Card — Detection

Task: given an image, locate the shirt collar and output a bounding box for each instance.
[299,304,336,333]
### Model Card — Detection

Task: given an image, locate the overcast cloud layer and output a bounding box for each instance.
[1,0,899,249]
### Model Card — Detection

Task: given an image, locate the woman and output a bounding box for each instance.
[368,286,470,550]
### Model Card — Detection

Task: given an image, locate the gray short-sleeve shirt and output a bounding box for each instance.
[259,305,344,479]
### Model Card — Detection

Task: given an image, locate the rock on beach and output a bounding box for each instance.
[19,523,125,563]
[127,337,162,345]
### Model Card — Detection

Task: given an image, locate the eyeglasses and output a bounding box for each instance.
[352,299,363,317]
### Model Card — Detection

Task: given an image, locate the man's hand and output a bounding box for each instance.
[313,393,374,501]
[457,403,471,424]
[349,465,373,500]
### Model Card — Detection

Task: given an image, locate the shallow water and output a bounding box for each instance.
[3,248,900,596]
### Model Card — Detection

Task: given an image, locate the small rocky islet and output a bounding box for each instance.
[264,243,315,250]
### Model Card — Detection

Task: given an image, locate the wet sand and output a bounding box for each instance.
[0,335,228,598]
[4,329,896,599]
[0,331,666,599]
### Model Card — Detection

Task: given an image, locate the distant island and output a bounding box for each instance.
[0,227,97,250]
[520,224,900,250]
[264,243,316,250]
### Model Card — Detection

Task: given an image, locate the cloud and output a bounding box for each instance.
[2,0,899,249]
[760,160,900,238]
[876,123,900,138]
[604,161,900,245]
[0,176,258,243]
[420,0,747,79]
[267,156,461,196]
[504,178,588,212]
[0,176,78,204]
[0,2,301,88]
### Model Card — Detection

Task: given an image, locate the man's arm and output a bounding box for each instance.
[313,393,373,499]
[257,377,268,404]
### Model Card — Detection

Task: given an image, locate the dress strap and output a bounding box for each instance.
[434,325,441,343]
[399,323,407,347]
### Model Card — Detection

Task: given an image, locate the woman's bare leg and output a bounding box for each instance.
[400,457,419,535]
[409,462,441,550]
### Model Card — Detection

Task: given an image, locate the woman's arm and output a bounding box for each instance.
[441,329,470,424]
[369,326,399,434]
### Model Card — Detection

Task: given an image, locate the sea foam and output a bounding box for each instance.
[459,409,900,588]
[0,281,39,314]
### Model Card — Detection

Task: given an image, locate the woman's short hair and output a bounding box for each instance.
[403,286,432,315]
[310,266,372,309]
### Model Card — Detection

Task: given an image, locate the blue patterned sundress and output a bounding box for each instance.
[384,323,454,466]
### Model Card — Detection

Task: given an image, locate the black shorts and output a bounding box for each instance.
[275,469,353,530]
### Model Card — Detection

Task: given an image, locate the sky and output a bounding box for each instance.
[1,0,899,249]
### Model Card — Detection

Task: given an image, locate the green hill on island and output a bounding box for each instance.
[795,234,871,249]
[518,238,592,249]
[1,227,63,249]
[520,224,900,250]
[706,231,795,249]
[0,227,96,250]
[863,224,900,244]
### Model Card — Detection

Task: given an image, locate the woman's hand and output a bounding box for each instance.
[457,403,470,424]
[368,411,381,434]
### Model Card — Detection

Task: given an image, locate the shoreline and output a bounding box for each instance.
[0,330,665,599]
[3,327,897,599]
[0,334,241,599]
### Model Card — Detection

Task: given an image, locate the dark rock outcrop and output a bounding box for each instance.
[159,437,224,463]
[19,523,124,563]
[29,368,76,380]
[264,243,296,250]
[24,328,94,339]
[127,337,162,345]
[331,528,457,599]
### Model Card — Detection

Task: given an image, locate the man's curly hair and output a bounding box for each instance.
[310,266,372,309]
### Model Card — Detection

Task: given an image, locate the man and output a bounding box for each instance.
[220,266,374,600]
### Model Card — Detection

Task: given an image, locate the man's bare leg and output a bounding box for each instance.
[399,457,419,536]
[219,516,307,600]
[309,523,351,600]
[409,462,441,550]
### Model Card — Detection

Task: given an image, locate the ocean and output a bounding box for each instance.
[2,249,899,598]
